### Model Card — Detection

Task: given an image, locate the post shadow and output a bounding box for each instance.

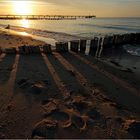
[78,49,140,91]
[61,52,140,112]
[14,54,60,104]
[47,54,86,96]
[0,54,16,84]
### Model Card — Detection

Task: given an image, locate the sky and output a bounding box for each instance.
[0,0,140,17]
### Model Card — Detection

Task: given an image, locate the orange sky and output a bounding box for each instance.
[0,0,140,17]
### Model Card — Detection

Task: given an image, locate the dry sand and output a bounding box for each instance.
[0,30,140,139]
[0,30,45,49]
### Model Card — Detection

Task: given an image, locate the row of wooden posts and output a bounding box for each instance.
[0,33,140,56]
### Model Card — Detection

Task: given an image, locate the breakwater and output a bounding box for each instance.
[0,33,140,57]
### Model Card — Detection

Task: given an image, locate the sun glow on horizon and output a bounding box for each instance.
[12,1,32,15]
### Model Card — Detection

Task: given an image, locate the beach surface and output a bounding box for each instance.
[0,28,140,139]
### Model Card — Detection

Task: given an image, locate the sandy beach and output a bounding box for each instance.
[0,28,140,139]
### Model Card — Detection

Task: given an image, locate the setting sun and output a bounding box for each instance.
[12,1,32,15]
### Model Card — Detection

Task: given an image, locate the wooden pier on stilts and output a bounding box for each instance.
[0,15,96,20]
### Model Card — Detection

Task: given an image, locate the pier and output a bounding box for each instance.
[0,15,96,20]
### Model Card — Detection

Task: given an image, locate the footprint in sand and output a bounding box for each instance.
[32,119,58,139]
[123,120,140,139]
[66,96,93,114]
[48,110,70,123]
[17,79,48,94]
[87,108,102,120]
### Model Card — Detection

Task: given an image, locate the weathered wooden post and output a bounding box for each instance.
[18,45,30,54]
[113,34,124,46]
[129,33,140,44]
[18,46,24,54]
[95,38,103,58]
[102,36,114,49]
[123,34,128,44]
[5,47,17,54]
[80,40,86,53]
[129,33,136,44]
[56,42,68,52]
[34,46,39,53]
[0,48,2,54]
[43,44,52,54]
[56,42,62,52]
[89,37,98,56]
[24,46,30,54]
[132,33,136,44]
[135,33,140,44]
[63,42,69,52]
[70,40,79,53]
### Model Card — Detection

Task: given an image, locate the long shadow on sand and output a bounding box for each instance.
[47,54,86,96]
[79,53,140,91]
[0,54,16,84]
[14,54,60,104]
[61,52,140,112]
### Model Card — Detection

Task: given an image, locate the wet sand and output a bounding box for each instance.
[0,30,140,139]
[0,24,82,42]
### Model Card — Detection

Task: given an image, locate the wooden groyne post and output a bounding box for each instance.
[89,37,98,56]
[43,44,52,54]
[80,40,87,53]
[0,33,139,56]
[70,40,79,53]
[56,42,68,52]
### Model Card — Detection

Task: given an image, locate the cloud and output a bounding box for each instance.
[0,0,140,17]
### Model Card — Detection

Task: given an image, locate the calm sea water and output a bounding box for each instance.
[0,18,140,38]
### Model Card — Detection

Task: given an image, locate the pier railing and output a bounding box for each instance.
[0,15,96,20]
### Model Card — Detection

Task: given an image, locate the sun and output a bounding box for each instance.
[12,1,32,15]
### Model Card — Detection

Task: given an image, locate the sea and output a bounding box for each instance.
[0,17,140,73]
[0,17,140,38]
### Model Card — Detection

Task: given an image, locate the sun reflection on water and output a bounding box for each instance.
[20,19,30,28]
[18,32,29,36]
